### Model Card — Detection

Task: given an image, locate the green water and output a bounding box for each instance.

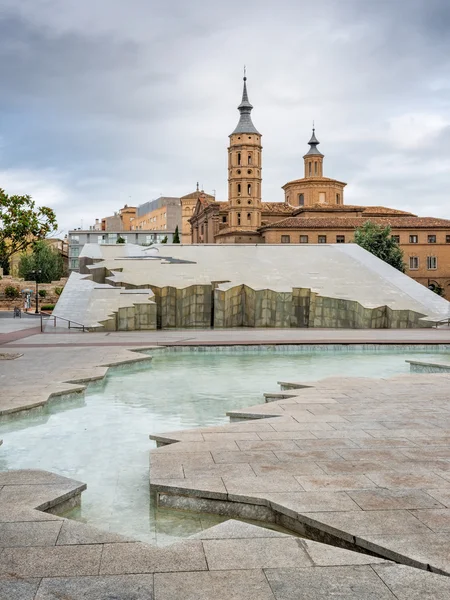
[0,348,448,545]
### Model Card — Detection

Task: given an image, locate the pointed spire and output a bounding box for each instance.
[231,71,260,135]
[304,125,323,156]
[196,181,199,192]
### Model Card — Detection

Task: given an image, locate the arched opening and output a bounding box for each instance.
[298,193,304,206]
[248,154,252,165]
[247,183,252,195]
[237,183,241,195]
[237,213,241,225]
[237,153,241,166]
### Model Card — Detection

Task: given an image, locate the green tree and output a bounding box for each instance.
[18,240,65,283]
[173,225,180,243]
[116,236,126,244]
[354,221,405,272]
[161,236,168,244]
[0,189,57,275]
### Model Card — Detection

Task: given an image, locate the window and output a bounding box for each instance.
[319,192,326,204]
[409,256,419,270]
[391,235,400,243]
[308,162,312,176]
[70,235,80,243]
[222,216,227,223]
[314,161,318,175]
[146,235,155,244]
[237,183,241,195]
[446,235,450,243]
[298,193,304,206]
[237,153,241,165]
[237,213,241,226]
[336,235,345,243]
[428,235,436,244]
[336,194,340,204]
[409,235,418,243]
[248,154,252,165]
[247,184,252,195]
[70,258,79,269]
[299,235,308,243]
[281,235,291,243]
[70,246,80,257]
[427,256,437,269]
[318,235,327,243]
[247,213,251,221]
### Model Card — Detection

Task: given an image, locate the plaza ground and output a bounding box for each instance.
[1,316,450,598]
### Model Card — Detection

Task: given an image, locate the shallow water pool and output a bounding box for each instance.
[0,346,448,545]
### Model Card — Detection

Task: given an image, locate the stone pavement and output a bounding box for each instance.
[2,470,450,599]
[0,345,154,417]
[150,372,450,580]
[3,325,450,348]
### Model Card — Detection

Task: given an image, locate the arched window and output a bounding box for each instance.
[247,213,251,221]
[336,193,340,204]
[309,162,312,176]
[237,183,241,195]
[248,154,252,165]
[237,213,241,225]
[298,194,304,206]
[237,153,241,165]
[247,183,252,195]
[314,161,318,175]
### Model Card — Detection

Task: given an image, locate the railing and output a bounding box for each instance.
[433,317,450,328]
[39,311,87,333]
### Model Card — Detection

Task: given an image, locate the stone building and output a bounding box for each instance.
[188,76,450,297]
[180,185,215,244]
[101,205,137,231]
[131,197,181,232]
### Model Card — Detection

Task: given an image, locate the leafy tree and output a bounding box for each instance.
[161,236,168,244]
[116,236,126,244]
[0,189,57,275]
[173,226,180,243]
[428,282,444,296]
[354,221,405,272]
[4,285,20,299]
[18,240,65,283]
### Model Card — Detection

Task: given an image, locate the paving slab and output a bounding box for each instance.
[348,488,445,510]
[0,577,40,600]
[264,565,397,599]
[154,569,276,600]
[0,521,62,547]
[35,574,155,600]
[372,563,450,599]
[99,541,208,574]
[202,537,312,570]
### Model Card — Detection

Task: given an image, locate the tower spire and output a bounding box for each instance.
[231,71,260,135]
[305,125,323,156]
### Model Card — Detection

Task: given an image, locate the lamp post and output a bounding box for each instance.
[31,269,42,314]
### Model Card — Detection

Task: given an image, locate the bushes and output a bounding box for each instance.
[40,304,55,311]
[5,286,20,299]
[54,286,64,296]
[38,289,47,298]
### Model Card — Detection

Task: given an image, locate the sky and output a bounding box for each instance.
[0,0,449,234]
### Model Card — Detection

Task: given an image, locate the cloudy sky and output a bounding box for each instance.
[1,0,449,233]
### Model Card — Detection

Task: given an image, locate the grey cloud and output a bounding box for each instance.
[0,0,449,231]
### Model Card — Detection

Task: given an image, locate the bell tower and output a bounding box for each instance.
[228,74,262,230]
[303,127,324,178]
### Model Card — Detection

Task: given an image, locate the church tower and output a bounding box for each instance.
[303,128,324,178]
[227,75,262,231]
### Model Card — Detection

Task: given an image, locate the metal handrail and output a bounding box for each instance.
[433,317,450,328]
[39,311,87,333]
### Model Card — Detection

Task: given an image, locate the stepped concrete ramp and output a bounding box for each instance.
[53,244,450,330]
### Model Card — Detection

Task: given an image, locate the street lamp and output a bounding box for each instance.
[31,269,42,314]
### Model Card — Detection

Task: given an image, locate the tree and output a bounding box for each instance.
[428,282,444,296]
[18,240,65,283]
[173,225,180,243]
[161,236,168,244]
[116,236,126,244]
[0,189,57,275]
[354,221,405,272]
